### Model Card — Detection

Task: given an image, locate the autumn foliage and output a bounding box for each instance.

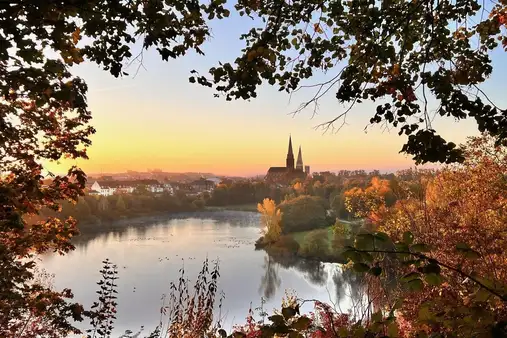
[344,135,507,336]
[257,198,283,243]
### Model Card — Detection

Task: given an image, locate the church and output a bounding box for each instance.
[265,135,310,184]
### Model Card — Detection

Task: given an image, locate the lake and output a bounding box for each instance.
[40,211,360,336]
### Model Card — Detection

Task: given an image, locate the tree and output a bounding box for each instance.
[115,195,126,212]
[344,177,392,218]
[0,1,234,334]
[293,181,305,196]
[191,0,507,164]
[97,196,109,213]
[278,195,330,233]
[75,197,91,220]
[341,135,507,336]
[257,198,282,243]
[2,0,506,334]
[300,229,330,259]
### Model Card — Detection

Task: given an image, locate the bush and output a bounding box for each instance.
[299,229,330,259]
[275,235,300,252]
[331,221,351,250]
[263,235,300,257]
[279,195,331,233]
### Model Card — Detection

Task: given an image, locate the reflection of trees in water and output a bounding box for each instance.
[296,260,328,286]
[266,252,367,316]
[259,254,281,300]
[267,253,328,286]
[332,268,367,317]
[73,211,260,253]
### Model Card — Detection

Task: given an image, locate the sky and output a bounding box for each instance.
[44,11,507,177]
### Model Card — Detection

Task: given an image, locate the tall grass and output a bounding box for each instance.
[88,258,224,338]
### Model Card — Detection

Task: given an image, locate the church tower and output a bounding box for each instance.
[286,135,295,170]
[296,146,303,171]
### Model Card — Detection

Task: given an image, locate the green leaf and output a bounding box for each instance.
[374,232,394,248]
[360,251,374,263]
[374,232,390,242]
[392,299,404,310]
[403,231,414,245]
[418,305,433,321]
[291,316,311,331]
[408,278,424,291]
[387,322,399,337]
[371,311,382,323]
[474,288,493,302]
[342,249,363,263]
[410,243,431,252]
[357,233,375,242]
[395,242,410,258]
[456,243,481,259]
[401,271,420,282]
[353,262,370,273]
[424,273,443,286]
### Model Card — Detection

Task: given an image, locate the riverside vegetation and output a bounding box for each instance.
[2,0,507,337]
[16,135,507,338]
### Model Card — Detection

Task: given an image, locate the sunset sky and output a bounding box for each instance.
[45,14,507,177]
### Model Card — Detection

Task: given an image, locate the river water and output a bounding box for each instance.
[40,211,360,336]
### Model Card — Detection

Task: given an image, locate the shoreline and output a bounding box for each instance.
[76,208,258,234]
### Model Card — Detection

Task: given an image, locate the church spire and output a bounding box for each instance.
[286,135,295,169]
[296,146,303,170]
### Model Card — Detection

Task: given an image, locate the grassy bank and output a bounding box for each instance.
[290,219,363,247]
[263,219,364,263]
[205,203,258,212]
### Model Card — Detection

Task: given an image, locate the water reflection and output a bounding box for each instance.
[41,211,359,335]
[73,210,260,253]
[259,255,281,300]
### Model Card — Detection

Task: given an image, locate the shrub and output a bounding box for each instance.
[276,235,300,253]
[299,229,330,259]
[331,221,351,251]
[279,195,331,233]
[265,235,301,257]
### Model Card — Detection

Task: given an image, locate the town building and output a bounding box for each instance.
[190,177,217,193]
[89,179,170,196]
[265,135,310,184]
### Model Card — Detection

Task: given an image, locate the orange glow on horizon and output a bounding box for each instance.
[44,128,417,176]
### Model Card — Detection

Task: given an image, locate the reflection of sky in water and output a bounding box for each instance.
[40,211,357,336]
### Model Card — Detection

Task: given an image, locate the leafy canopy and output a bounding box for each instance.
[190,0,507,164]
[0,0,228,335]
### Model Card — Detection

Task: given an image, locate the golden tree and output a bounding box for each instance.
[365,135,507,336]
[257,198,282,243]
